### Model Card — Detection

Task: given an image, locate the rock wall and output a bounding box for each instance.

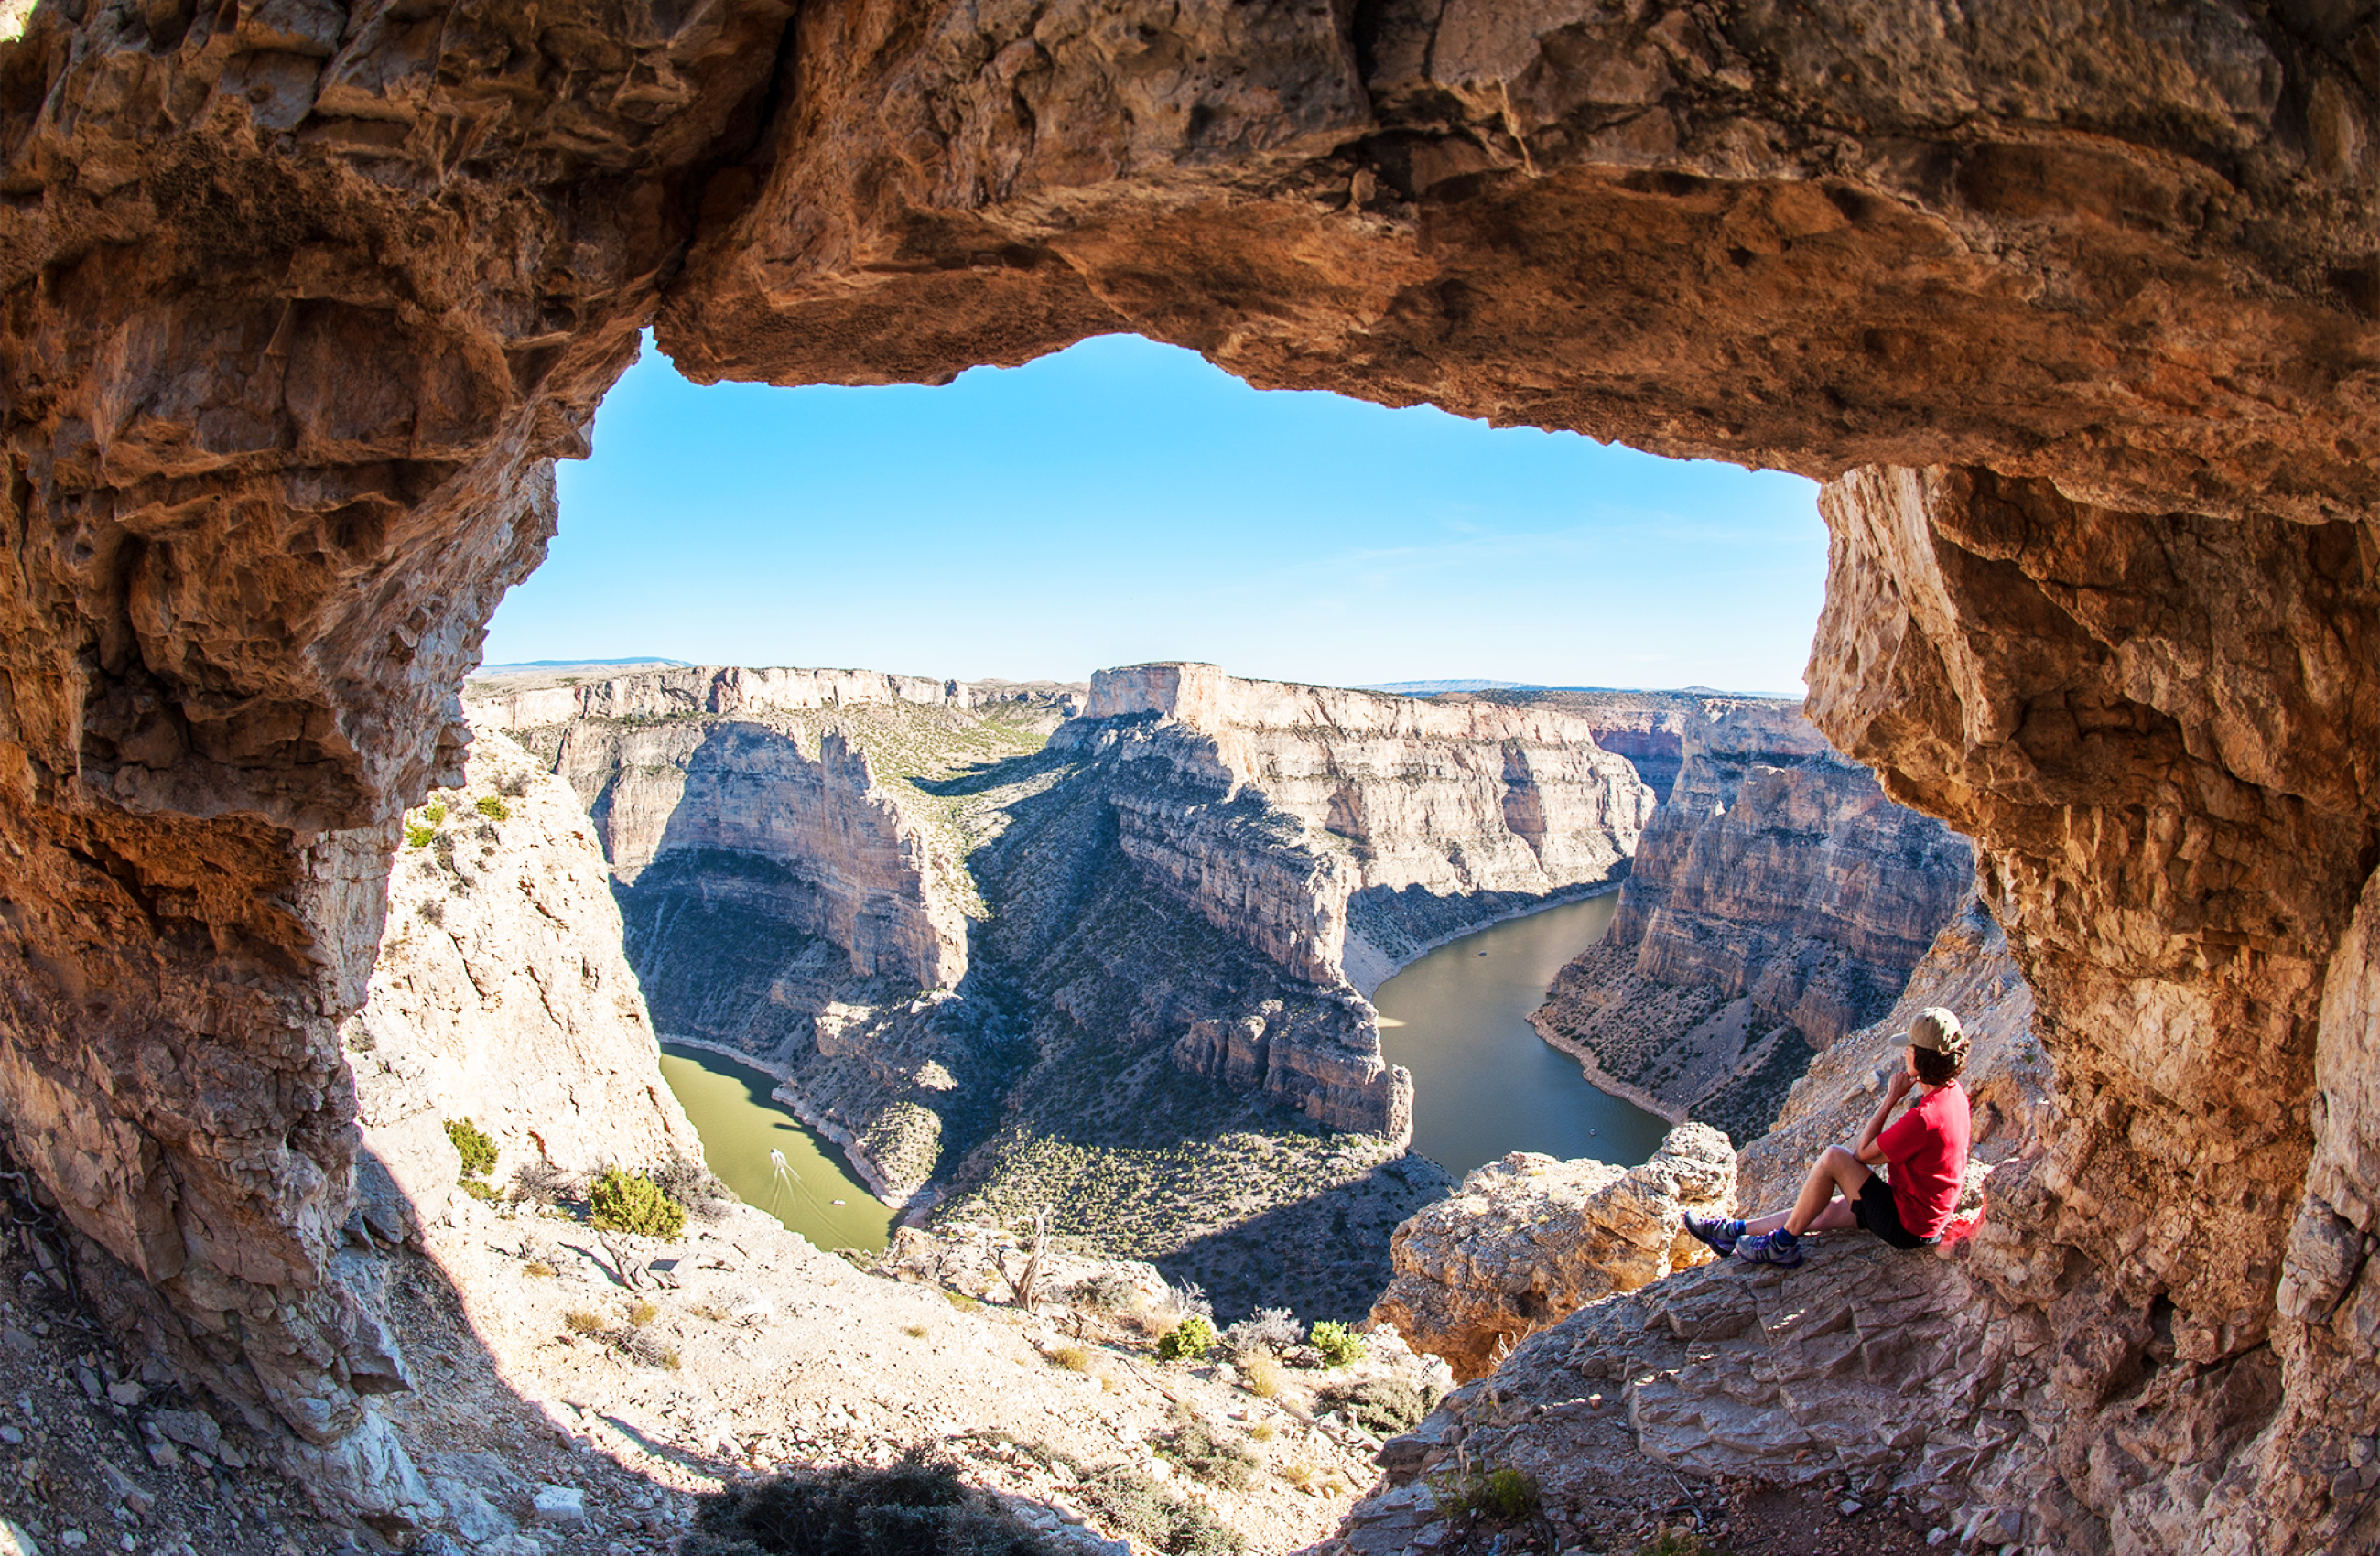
[532,715,972,992]
[1435,689,1708,802]
[470,664,980,730]
[1082,663,1656,988]
[483,674,1066,1202]
[1368,1124,1736,1382]
[1531,702,1974,1143]
[340,726,702,1245]
[5,1,2380,1543]
[1034,711,1411,1136]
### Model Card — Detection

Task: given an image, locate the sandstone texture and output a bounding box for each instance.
[340,724,704,1248]
[1078,665,1654,993]
[1532,701,1974,1143]
[1368,1123,1735,1382]
[4,2,2380,1548]
[1436,687,1714,801]
[481,670,1070,1203]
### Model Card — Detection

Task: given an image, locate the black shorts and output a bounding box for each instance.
[1852,1172,1936,1250]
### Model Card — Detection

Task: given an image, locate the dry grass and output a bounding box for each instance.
[523,1261,557,1279]
[1280,1462,1314,1490]
[903,1323,930,1339]
[690,1302,728,1323]
[1240,1353,1283,1400]
[1047,1344,1095,1374]
[627,1298,660,1328]
[563,1310,605,1335]
[1120,1311,1174,1340]
[1250,1421,1277,1443]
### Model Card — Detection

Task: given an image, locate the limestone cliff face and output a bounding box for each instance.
[471,664,979,729]
[1435,689,1707,802]
[537,716,971,992]
[472,673,1071,1203]
[340,728,702,1242]
[1369,1124,1736,1382]
[1082,664,1656,989]
[1037,711,1411,1137]
[1531,702,1974,1143]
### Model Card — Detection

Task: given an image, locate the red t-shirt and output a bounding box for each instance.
[1877,1081,1971,1240]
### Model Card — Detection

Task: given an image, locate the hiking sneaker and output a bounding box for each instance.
[1682,1213,1744,1256]
[1735,1229,1804,1268]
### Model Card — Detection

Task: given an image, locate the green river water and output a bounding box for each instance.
[659,893,1667,1249]
[656,1044,895,1253]
[1373,892,1671,1179]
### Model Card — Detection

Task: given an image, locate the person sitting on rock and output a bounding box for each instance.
[1681,1006,1973,1269]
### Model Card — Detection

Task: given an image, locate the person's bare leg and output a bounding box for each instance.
[1741,1146,1871,1237]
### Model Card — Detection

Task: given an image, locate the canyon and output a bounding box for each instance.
[1,5,2376,1553]
[1531,699,1975,1144]
[471,660,1652,1317]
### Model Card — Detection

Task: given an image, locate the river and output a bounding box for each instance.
[655,1044,895,1253]
[1373,893,1671,1179]
[659,893,1665,1246]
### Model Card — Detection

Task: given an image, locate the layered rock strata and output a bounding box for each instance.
[1532,702,1974,1143]
[5,2,2380,1545]
[340,727,703,1245]
[1082,663,1656,991]
[1368,1123,1736,1381]
[481,676,1071,1202]
[1439,688,1712,802]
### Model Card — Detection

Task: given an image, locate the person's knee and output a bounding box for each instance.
[1819,1144,1858,1172]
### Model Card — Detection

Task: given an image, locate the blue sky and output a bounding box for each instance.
[484,333,1825,694]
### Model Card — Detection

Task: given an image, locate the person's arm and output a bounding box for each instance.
[1855,1070,1916,1165]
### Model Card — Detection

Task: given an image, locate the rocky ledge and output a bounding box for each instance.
[1368,1124,1737,1382]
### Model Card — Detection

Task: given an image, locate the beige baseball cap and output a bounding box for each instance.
[1904,1007,1963,1051]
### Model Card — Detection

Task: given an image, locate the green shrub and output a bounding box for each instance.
[1077,1466,1245,1556]
[444,1118,498,1180]
[684,1451,1069,1556]
[460,1179,500,1203]
[1065,1271,1145,1313]
[405,800,448,848]
[1156,1314,1217,1363]
[1316,1377,1439,1436]
[1632,1532,1721,1556]
[1153,1415,1257,1492]
[475,794,510,821]
[1435,1465,1538,1523]
[590,1166,687,1239]
[1308,1320,1365,1368]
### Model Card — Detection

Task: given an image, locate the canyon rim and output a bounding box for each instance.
[1,5,2378,1555]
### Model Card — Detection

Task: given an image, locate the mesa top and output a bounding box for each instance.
[1877,1080,1972,1241]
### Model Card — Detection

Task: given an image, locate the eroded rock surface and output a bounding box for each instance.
[1369,1124,1735,1382]
[341,725,703,1247]
[1532,702,1974,1142]
[1083,664,1653,995]
[4,1,2380,1544]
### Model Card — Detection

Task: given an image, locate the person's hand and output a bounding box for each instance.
[1884,1068,1915,1104]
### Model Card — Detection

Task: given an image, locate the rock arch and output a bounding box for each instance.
[2,0,2377,1545]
